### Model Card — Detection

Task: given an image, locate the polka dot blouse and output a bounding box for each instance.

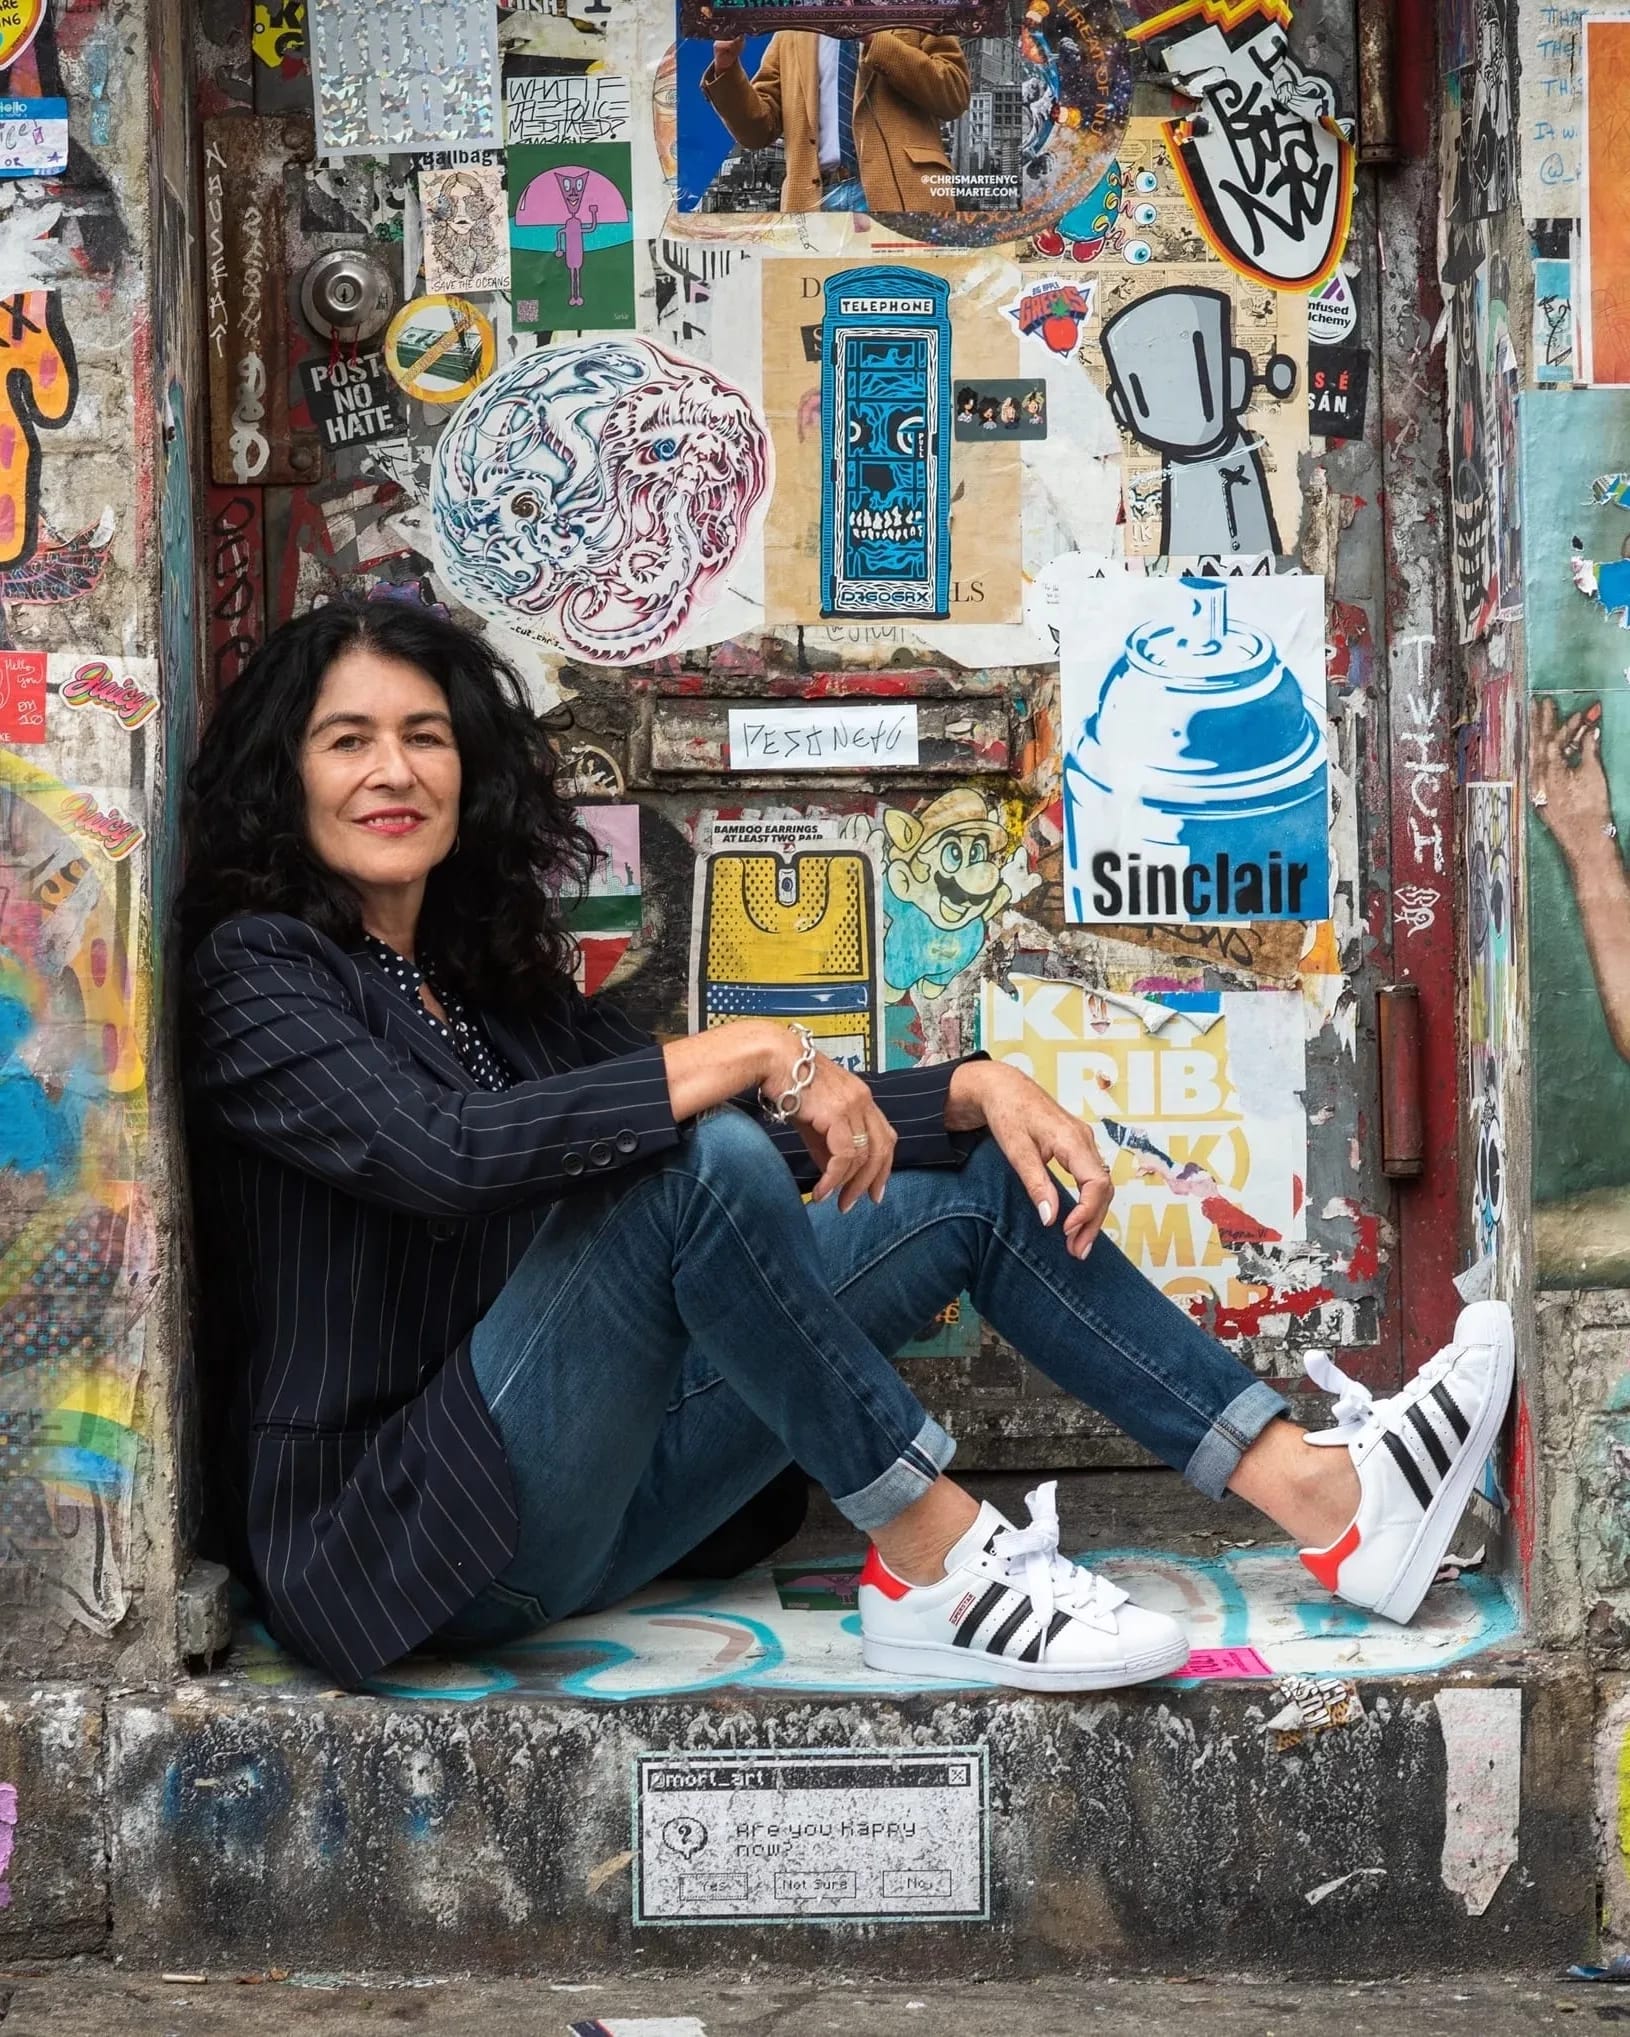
[362,934,515,1092]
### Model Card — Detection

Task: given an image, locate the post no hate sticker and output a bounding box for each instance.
[298,352,406,448]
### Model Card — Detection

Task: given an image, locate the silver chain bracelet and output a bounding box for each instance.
[760,1022,818,1124]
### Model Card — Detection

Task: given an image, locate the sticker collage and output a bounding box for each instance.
[273,0,1386,1375]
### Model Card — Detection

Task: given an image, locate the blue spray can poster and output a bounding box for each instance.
[1060,574,1330,924]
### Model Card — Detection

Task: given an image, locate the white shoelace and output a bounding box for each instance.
[1303,1342,1465,1439]
[989,1480,1129,1644]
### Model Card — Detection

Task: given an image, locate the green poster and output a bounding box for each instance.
[507,142,634,333]
[1521,389,1630,1282]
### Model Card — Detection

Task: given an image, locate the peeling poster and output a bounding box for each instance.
[980,976,1306,1310]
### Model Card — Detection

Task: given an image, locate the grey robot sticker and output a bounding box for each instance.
[1098,285,1297,558]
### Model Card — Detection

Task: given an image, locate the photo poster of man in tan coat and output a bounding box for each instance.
[698,28,971,216]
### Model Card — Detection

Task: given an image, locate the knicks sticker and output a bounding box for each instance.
[382,295,496,406]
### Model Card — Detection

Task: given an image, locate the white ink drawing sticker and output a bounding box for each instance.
[430,336,774,665]
[419,163,510,293]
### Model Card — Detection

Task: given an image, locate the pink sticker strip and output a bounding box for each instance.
[0,1781,16,1909]
[1173,1646,1274,1680]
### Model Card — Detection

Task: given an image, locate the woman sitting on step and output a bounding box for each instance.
[178,601,1514,1692]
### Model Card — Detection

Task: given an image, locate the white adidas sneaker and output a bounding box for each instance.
[1299,1299,1515,1624]
[859,1480,1190,1692]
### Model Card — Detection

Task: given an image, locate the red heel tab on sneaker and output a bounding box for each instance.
[859,1545,911,1600]
[1301,1519,1361,1593]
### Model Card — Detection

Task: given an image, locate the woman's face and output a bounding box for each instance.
[300,646,462,904]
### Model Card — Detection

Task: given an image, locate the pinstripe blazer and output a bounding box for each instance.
[185,910,974,1688]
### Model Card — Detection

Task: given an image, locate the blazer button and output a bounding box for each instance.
[588,1140,613,1169]
[615,1128,639,1156]
[562,1152,586,1177]
[427,1220,458,1242]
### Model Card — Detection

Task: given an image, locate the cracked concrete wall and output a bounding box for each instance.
[0,0,200,1681]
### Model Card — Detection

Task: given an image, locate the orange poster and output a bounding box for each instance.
[1585,19,1630,386]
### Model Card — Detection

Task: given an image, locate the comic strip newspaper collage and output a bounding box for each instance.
[251,0,1382,1374]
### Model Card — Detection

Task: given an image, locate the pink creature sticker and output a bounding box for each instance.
[515,165,629,310]
[430,336,774,666]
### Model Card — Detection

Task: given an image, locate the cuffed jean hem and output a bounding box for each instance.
[833,1415,957,1532]
[1183,1379,1290,1499]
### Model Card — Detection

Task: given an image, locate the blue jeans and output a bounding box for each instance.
[434,1109,1286,1647]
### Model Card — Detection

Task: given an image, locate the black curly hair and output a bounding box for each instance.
[177,599,599,1008]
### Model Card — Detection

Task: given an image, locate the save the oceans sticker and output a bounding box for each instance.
[634,1747,989,1924]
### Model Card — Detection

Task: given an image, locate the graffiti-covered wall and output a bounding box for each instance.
[0,0,199,1672]
[176,0,1465,1500]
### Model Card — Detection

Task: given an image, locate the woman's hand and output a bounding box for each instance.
[769,1037,897,1211]
[948,1060,1111,1259]
[1531,695,1615,867]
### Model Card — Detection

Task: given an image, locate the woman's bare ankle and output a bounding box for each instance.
[870,1477,982,1586]
[1228,1419,1361,1550]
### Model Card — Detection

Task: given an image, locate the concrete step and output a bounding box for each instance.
[7,1472,1585,1981]
[0,1968,1603,2035]
[99,1644,1588,1979]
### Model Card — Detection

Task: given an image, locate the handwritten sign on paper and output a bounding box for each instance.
[0,97,66,177]
[728,703,920,769]
[1520,2,1585,217]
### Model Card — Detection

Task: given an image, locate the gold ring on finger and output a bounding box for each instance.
[852,1132,871,1149]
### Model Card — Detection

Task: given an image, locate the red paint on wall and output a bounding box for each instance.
[205,484,263,694]
[1508,1388,1537,1591]
[1188,1286,1337,1339]
[1346,1212,1382,1282]
[1326,599,1374,688]
[1199,1194,1281,1247]
[1386,625,1461,1378]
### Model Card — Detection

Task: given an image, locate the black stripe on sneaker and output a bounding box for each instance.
[952,1582,1010,1648]
[1431,1381,1472,1442]
[1406,1401,1454,1477]
[1382,1426,1435,1509]
[1018,1608,1072,1664]
[986,1600,1036,1659]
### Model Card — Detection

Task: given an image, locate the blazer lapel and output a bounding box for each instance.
[479,1007,553,1082]
[346,949,479,1093]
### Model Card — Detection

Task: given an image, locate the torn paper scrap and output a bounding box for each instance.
[1434,1686,1521,1915]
